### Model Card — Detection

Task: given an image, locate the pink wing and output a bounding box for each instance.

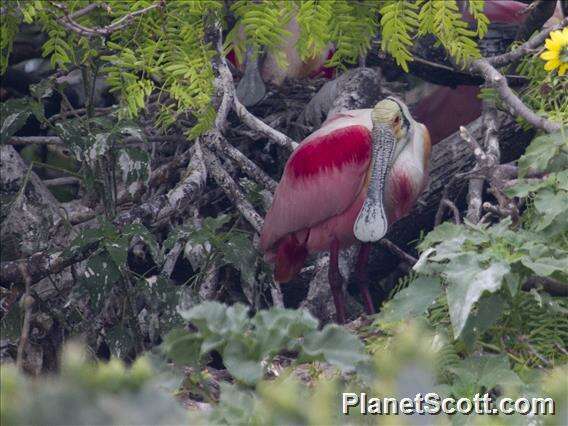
[260,110,372,254]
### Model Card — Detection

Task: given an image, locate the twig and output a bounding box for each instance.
[487,17,568,67]
[469,58,561,133]
[523,276,567,297]
[51,1,162,38]
[515,0,557,43]
[213,41,297,150]
[7,136,64,146]
[198,261,221,302]
[202,147,264,234]
[43,176,81,187]
[16,264,33,371]
[208,136,277,193]
[440,199,461,224]
[379,239,417,265]
[1,144,207,287]
[270,280,284,308]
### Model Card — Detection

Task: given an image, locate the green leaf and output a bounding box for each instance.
[0,100,32,144]
[460,293,504,350]
[449,355,522,396]
[223,339,263,385]
[76,253,121,311]
[106,324,137,359]
[104,238,129,269]
[377,276,442,324]
[301,325,368,372]
[162,328,202,366]
[518,132,568,177]
[219,233,257,284]
[445,256,510,338]
[253,308,319,356]
[179,302,249,354]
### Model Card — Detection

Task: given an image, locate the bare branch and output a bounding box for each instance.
[16,264,32,371]
[1,143,207,287]
[523,276,568,297]
[379,239,417,265]
[469,59,561,133]
[208,136,277,193]
[51,1,162,38]
[202,147,264,234]
[487,17,568,67]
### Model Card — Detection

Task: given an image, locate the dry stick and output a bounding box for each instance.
[379,239,417,265]
[221,72,297,151]
[441,199,461,224]
[43,177,81,187]
[469,58,561,133]
[7,135,184,147]
[15,264,33,371]
[51,1,162,38]
[202,147,264,234]
[1,144,206,287]
[487,17,568,67]
[466,178,484,223]
[233,90,298,151]
[211,136,277,193]
[8,136,64,146]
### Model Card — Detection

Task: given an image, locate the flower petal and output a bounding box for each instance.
[545,38,561,51]
[549,30,562,43]
[544,59,560,71]
[540,50,558,60]
[558,64,567,76]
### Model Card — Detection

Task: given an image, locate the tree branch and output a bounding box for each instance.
[202,147,264,234]
[469,59,562,133]
[487,17,568,67]
[51,1,162,38]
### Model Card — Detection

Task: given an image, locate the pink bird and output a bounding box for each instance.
[260,98,431,323]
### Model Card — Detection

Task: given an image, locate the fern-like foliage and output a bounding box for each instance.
[294,0,333,61]
[417,0,482,66]
[228,0,295,68]
[327,0,379,68]
[2,0,490,137]
[0,3,21,74]
[379,0,418,72]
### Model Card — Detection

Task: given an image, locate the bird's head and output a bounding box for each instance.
[354,97,415,242]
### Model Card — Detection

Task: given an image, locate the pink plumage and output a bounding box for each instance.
[260,109,430,283]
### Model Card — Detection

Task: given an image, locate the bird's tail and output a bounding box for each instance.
[273,233,309,283]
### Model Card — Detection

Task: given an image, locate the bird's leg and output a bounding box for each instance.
[355,243,375,315]
[329,239,347,324]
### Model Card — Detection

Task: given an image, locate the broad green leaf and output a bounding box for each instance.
[106,324,136,359]
[460,293,504,350]
[219,233,257,284]
[521,256,567,277]
[75,253,121,311]
[377,276,442,324]
[253,308,318,356]
[223,339,263,385]
[518,132,568,177]
[104,238,129,269]
[162,328,202,366]
[444,256,510,338]
[0,99,32,144]
[179,301,249,354]
[449,355,522,396]
[532,188,568,232]
[301,325,368,372]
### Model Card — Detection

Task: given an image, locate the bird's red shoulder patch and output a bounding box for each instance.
[288,125,371,178]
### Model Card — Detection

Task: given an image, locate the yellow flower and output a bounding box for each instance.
[540,27,568,76]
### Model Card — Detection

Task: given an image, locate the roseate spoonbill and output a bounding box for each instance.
[230,16,334,106]
[260,98,431,323]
